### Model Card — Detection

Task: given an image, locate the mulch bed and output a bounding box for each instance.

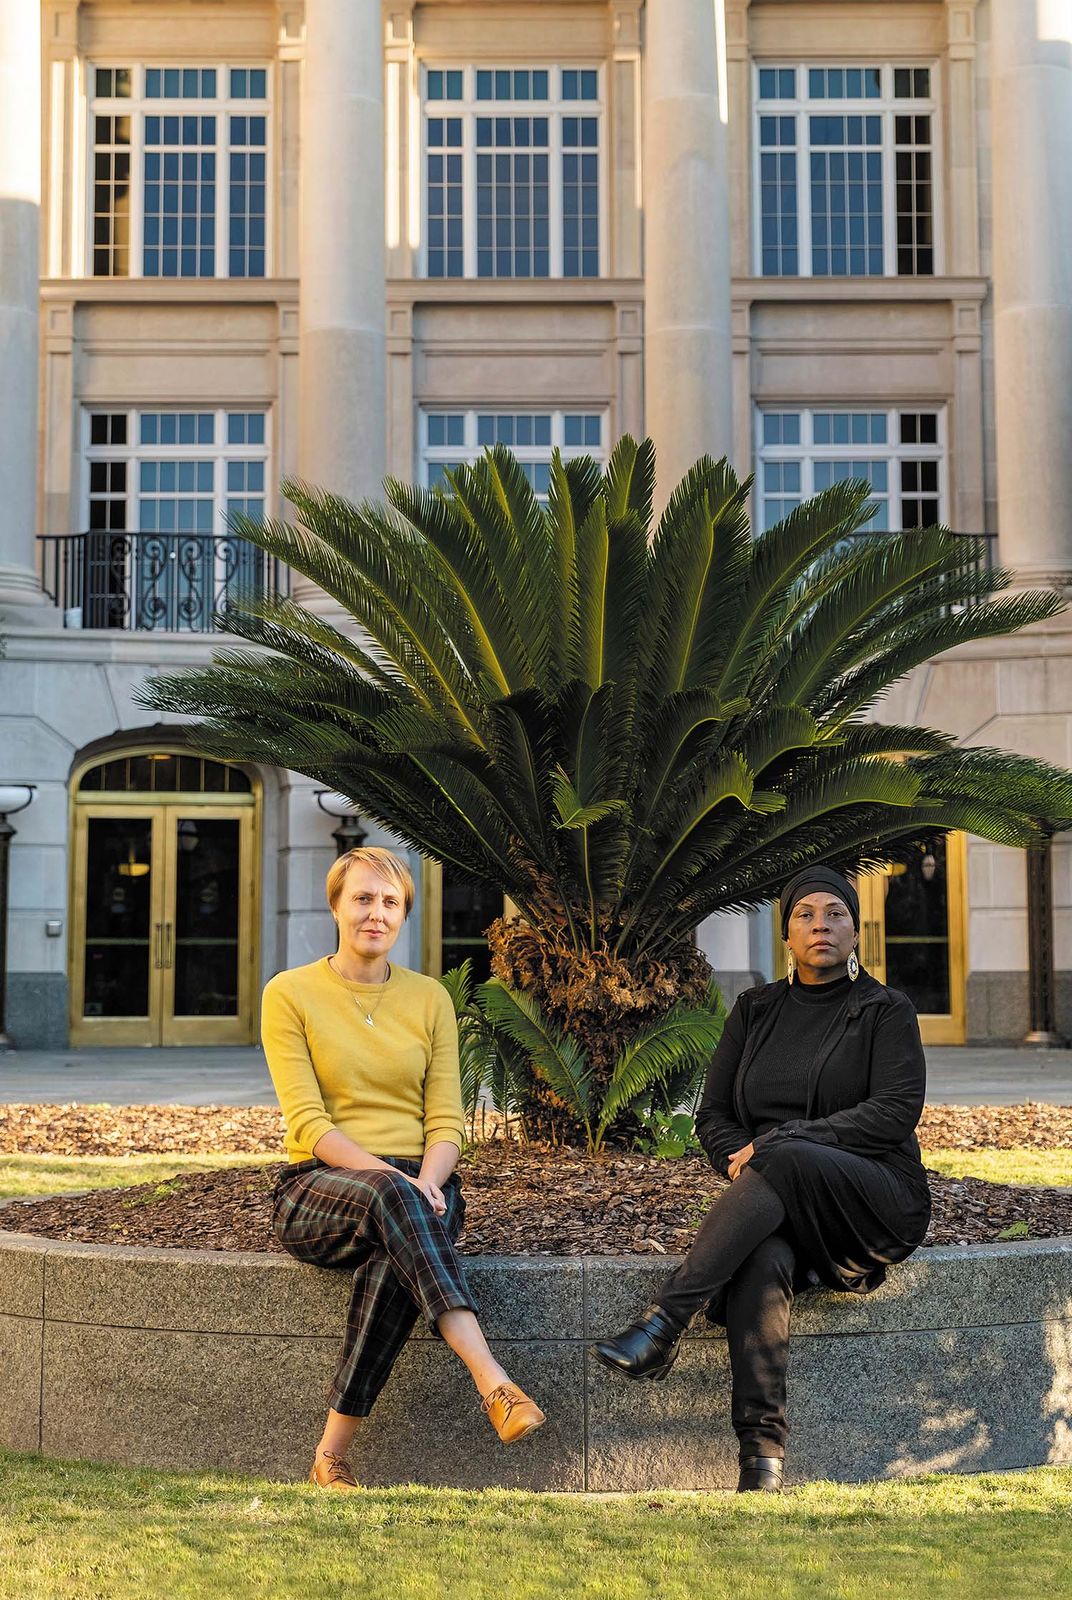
[0,1104,287,1157]
[3,1100,1072,1158]
[6,1100,1072,1164]
[4,1141,1072,1256]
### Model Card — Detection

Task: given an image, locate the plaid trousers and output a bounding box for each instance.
[272,1156,476,1416]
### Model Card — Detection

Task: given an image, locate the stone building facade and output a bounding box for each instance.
[1,0,1070,1049]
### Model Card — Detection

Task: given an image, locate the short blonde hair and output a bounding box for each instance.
[326,846,415,918]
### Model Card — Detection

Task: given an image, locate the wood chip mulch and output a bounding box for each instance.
[0,1103,287,1156]
[3,1100,1072,1158]
[4,1141,1072,1256]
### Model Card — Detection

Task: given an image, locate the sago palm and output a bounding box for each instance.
[141,438,1072,1140]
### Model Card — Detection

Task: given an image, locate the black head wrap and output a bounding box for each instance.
[779,866,860,939]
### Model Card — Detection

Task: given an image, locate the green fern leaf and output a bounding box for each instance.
[477,980,594,1130]
[599,1001,727,1132]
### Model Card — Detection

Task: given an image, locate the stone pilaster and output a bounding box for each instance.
[609,0,643,279]
[384,4,417,281]
[275,3,304,281]
[42,1,81,280]
[944,0,980,277]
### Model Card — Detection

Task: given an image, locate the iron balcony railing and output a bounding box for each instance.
[37,531,290,633]
[37,527,997,635]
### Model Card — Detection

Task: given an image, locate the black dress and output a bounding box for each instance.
[695,969,932,1297]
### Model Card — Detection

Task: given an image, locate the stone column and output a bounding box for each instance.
[643,0,734,512]
[991,0,1072,585]
[0,0,46,613]
[297,0,386,589]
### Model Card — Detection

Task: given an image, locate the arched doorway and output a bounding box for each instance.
[69,748,260,1046]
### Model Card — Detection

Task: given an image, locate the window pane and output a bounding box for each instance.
[230,67,268,100]
[562,118,599,276]
[475,114,550,277]
[426,118,464,277]
[809,113,883,276]
[91,115,132,276]
[423,409,603,497]
[759,115,798,277]
[143,114,216,278]
[83,817,153,1016]
[894,113,934,276]
[229,114,267,277]
[758,62,934,277]
[425,68,598,277]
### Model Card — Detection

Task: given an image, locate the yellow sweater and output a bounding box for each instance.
[261,958,465,1163]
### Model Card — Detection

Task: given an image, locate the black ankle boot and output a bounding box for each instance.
[592,1305,684,1381]
[736,1456,784,1493]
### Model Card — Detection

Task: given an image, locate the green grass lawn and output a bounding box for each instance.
[0,1454,1069,1600]
[0,1153,268,1199]
[921,1148,1072,1186]
[1,1149,1071,1203]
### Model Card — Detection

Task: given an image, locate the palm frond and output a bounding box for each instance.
[139,436,1072,996]
[477,980,594,1131]
[598,999,727,1132]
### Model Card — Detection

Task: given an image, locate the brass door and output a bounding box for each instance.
[421,859,504,981]
[856,833,967,1045]
[71,800,256,1046]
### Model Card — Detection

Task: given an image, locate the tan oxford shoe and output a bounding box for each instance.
[308,1450,360,1490]
[481,1382,546,1444]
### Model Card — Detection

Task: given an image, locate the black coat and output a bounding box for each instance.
[695,971,931,1295]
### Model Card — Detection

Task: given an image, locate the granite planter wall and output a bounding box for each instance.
[1,1229,1071,1489]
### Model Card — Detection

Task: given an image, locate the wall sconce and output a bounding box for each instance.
[315,790,369,857]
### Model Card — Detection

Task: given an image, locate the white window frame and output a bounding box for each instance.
[79,405,273,631]
[81,406,271,533]
[419,408,608,497]
[85,62,273,279]
[753,405,947,534]
[420,64,607,280]
[751,62,942,278]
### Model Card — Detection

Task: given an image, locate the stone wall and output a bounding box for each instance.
[2,1231,1070,1488]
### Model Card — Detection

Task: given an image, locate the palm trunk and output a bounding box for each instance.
[487,917,713,1147]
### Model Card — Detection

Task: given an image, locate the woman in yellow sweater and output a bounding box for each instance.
[263,845,545,1489]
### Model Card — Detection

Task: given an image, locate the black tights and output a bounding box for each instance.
[656,1167,795,1460]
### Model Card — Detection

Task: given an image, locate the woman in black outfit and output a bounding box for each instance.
[593,866,931,1493]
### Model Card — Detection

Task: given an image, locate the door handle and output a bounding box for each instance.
[153,922,164,969]
[164,922,174,969]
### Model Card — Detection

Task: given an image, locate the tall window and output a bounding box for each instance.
[90,65,268,278]
[756,64,935,277]
[424,67,601,278]
[82,408,270,630]
[421,409,606,498]
[755,407,943,533]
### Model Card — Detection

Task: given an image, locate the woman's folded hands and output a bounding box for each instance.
[726,1142,755,1181]
[406,1174,447,1215]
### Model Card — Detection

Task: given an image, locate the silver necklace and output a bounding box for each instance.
[332,958,392,1026]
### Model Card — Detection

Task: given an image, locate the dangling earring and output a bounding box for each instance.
[786,950,796,984]
[847,949,860,982]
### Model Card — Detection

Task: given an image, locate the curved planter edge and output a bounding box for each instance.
[1,1228,1071,1490]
